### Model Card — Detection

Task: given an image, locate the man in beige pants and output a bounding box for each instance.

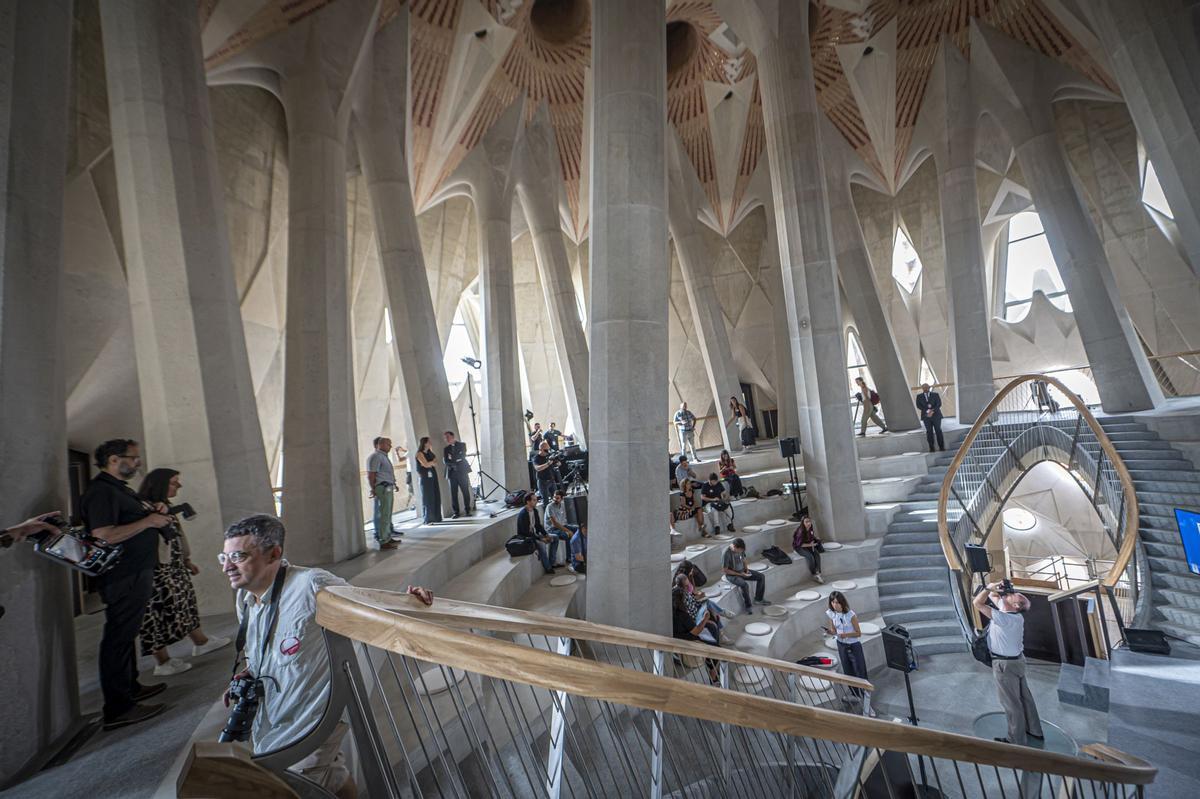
[974,581,1044,745]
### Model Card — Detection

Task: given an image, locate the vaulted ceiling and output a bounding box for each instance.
[200,0,1115,241]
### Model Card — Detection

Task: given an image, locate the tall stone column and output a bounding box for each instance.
[668,135,742,451]
[454,101,528,492]
[588,0,670,633]
[100,0,274,609]
[716,0,866,538]
[823,122,919,432]
[917,39,995,423]
[0,1,79,784]
[1083,0,1200,276]
[354,13,456,515]
[761,202,799,439]
[971,22,1162,413]
[514,105,590,445]
[279,40,363,563]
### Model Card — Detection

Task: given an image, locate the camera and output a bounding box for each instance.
[218,673,268,743]
[996,579,1016,596]
[167,502,196,520]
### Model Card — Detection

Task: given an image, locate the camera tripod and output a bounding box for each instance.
[463,372,509,504]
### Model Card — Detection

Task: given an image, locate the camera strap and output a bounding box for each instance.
[231,564,288,679]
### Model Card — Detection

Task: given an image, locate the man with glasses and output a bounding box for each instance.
[221,513,433,796]
[544,491,577,567]
[80,439,173,730]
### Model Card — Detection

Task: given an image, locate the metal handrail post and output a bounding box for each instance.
[546,636,572,799]
[650,649,665,799]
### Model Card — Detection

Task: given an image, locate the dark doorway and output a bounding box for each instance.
[739,382,759,437]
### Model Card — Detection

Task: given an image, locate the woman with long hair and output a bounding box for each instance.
[824,590,874,716]
[415,436,443,524]
[671,479,707,537]
[726,396,756,447]
[137,468,229,676]
[717,449,743,498]
[671,582,721,684]
[792,514,823,583]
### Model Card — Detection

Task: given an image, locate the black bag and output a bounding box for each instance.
[815,541,826,553]
[740,426,756,446]
[761,546,793,566]
[504,489,529,509]
[971,626,992,667]
[713,501,730,512]
[505,535,536,557]
[690,565,708,588]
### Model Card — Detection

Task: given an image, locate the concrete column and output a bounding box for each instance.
[918,39,995,423]
[668,135,742,451]
[100,0,274,609]
[0,1,79,785]
[354,13,456,515]
[761,204,799,439]
[971,22,1162,413]
[588,0,670,633]
[279,45,363,563]
[514,105,590,446]
[823,123,919,432]
[716,0,866,538]
[1083,0,1200,276]
[454,101,528,492]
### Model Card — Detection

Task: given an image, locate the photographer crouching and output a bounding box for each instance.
[220,514,433,797]
[973,580,1044,745]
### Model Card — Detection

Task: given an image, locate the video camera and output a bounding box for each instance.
[27,515,123,577]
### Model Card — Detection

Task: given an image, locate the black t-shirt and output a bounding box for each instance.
[80,472,159,581]
[700,482,725,502]
[532,453,554,482]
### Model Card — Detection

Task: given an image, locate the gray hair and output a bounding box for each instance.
[225,513,286,552]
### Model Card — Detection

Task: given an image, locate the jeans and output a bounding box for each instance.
[98,568,156,720]
[373,483,395,543]
[728,571,765,606]
[795,546,821,575]
[837,640,868,698]
[547,525,573,564]
[447,467,472,515]
[677,428,698,460]
[537,477,558,507]
[534,538,560,572]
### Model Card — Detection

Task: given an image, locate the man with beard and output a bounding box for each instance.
[80,439,173,730]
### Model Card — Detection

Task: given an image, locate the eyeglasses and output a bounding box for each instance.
[118,453,140,460]
[217,550,254,565]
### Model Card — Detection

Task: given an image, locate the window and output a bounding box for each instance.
[383,307,394,345]
[442,306,477,394]
[918,356,937,388]
[1140,158,1173,220]
[891,226,923,293]
[846,329,873,395]
[1002,210,1070,322]
[574,291,586,327]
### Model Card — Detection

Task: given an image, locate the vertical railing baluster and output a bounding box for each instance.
[650,650,664,799]
[546,636,572,799]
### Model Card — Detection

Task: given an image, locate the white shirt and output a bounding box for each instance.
[987,606,1025,657]
[366,450,396,486]
[237,562,347,754]
[826,609,860,644]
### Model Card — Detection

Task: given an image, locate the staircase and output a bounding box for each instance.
[876,447,969,656]
[1097,416,1200,646]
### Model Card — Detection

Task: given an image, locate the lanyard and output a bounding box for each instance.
[232,564,288,678]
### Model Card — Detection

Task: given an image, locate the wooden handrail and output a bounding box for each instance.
[315,586,1156,785]
[329,586,873,692]
[937,374,1140,591]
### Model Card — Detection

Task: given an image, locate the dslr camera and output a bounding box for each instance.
[996,578,1016,596]
[218,673,271,743]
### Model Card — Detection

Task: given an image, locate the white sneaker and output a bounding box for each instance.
[192,635,232,657]
[153,658,192,677]
[815,574,825,584]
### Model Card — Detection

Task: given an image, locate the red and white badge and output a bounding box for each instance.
[280,636,301,656]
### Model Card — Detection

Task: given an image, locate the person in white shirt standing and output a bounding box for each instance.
[673,402,699,461]
[824,590,874,717]
[220,513,432,796]
[366,437,401,549]
[973,580,1044,745]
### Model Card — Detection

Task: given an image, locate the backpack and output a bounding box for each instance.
[761,546,793,566]
[504,535,536,557]
[870,390,880,406]
[504,489,529,509]
[689,565,708,588]
[971,626,992,667]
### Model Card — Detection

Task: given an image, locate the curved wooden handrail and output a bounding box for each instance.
[329,586,873,692]
[937,374,1140,590]
[316,586,1156,785]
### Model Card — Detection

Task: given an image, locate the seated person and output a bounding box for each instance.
[516,492,559,574]
[670,585,720,685]
[717,450,744,498]
[791,515,824,584]
[670,480,707,537]
[221,513,433,798]
[700,474,735,534]
[674,457,698,488]
[544,490,576,565]
[722,538,768,613]
[674,559,731,621]
[569,525,587,574]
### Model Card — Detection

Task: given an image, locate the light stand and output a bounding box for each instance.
[461,365,509,507]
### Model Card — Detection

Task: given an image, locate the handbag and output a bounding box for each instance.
[971,626,993,667]
[690,565,708,588]
[504,535,536,557]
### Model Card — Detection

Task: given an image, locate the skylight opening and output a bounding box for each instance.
[891,226,923,293]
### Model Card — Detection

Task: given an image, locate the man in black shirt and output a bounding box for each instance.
[700,473,735,533]
[515,492,559,574]
[442,430,473,518]
[543,422,562,451]
[80,439,172,730]
[531,440,559,507]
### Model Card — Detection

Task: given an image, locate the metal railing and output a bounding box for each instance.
[937,375,1145,651]
[295,585,1155,798]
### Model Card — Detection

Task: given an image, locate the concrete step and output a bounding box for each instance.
[1109,448,1187,460]
[879,590,950,611]
[1056,664,1086,707]
[1153,586,1200,610]
[1142,502,1193,519]
[1141,512,1184,529]
[1082,657,1110,711]
[1154,602,1200,629]
[880,605,960,625]
[879,578,946,596]
[1147,555,1197,576]
[884,529,941,542]
[1151,571,1200,594]
[1143,540,1188,562]
[912,635,968,655]
[1140,526,1188,544]
[1154,617,1200,646]
[879,542,944,557]
[1126,461,1200,476]
[1133,488,1200,505]
[878,554,946,570]
[901,619,963,639]
[1108,438,1173,450]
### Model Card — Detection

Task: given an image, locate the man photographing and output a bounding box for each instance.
[80,439,173,730]
[973,580,1044,745]
[221,513,433,796]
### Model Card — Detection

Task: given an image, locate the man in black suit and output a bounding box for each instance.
[915,383,945,452]
[516,492,559,574]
